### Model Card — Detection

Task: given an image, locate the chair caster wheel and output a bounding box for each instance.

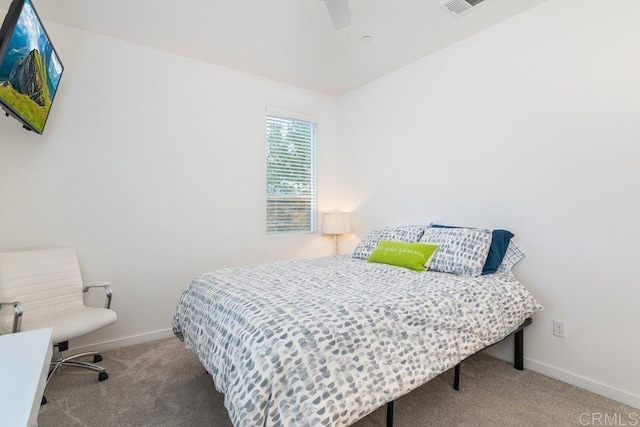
[98,372,108,381]
[94,354,103,363]
[41,396,47,405]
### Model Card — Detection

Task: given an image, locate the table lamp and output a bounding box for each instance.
[322,212,352,255]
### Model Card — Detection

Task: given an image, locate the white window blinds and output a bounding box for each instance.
[266,114,318,235]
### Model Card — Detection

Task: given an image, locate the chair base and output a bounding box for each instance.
[42,349,109,404]
[47,350,107,383]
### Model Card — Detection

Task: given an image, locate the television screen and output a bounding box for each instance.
[0,0,63,134]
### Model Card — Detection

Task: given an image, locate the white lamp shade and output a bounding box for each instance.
[322,212,352,235]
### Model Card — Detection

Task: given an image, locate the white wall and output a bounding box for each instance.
[0,21,339,348]
[337,0,640,408]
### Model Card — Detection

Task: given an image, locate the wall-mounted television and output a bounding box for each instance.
[0,0,63,134]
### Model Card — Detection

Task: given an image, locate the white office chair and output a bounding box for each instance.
[0,247,117,403]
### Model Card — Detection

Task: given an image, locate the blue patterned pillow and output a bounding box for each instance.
[419,227,492,276]
[432,225,514,274]
[352,224,429,260]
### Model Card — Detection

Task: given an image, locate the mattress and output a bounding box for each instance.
[173,255,542,426]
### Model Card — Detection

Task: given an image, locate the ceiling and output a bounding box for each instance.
[0,0,548,96]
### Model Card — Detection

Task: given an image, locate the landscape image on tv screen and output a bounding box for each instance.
[0,0,63,133]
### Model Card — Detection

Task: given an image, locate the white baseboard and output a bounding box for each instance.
[487,348,640,410]
[71,328,175,354]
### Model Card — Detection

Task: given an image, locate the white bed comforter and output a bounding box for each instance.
[173,256,542,426]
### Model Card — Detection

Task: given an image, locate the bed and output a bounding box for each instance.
[173,227,542,426]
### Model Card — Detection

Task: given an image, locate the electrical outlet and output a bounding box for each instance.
[553,319,566,338]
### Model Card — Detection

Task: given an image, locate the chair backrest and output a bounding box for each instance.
[0,247,85,332]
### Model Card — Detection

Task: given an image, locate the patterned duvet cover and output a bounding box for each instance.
[173,255,542,426]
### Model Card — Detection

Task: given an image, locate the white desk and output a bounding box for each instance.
[0,328,53,427]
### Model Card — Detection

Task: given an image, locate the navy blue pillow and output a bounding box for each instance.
[431,224,514,275]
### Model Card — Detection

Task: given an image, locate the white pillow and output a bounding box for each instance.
[496,240,526,273]
[419,227,492,277]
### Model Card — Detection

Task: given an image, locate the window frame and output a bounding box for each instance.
[265,108,319,236]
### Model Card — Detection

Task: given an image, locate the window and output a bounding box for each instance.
[266,113,318,235]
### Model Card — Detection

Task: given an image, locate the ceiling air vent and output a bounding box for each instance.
[439,0,487,17]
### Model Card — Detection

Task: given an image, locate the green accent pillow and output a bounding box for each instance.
[367,240,438,272]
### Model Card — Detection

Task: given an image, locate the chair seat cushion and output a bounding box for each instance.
[20,306,117,344]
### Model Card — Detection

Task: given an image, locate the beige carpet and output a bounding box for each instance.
[38,337,637,427]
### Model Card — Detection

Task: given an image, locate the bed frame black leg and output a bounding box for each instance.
[453,363,461,390]
[386,401,394,427]
[514,329,524,370]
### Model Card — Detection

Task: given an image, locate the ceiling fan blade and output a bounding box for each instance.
[323,0,351,30]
